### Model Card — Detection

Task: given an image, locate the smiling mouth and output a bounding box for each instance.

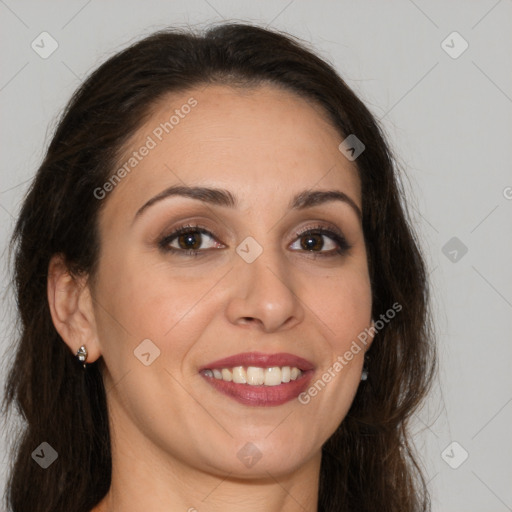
[201,365,303,386]
[200,367,312,406]
[199,351,315,406]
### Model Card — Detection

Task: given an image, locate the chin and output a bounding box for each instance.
[197,435,319,479]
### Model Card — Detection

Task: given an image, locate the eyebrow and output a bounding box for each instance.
[133,185,362,223]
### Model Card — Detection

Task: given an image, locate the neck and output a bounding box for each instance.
[93,449,321,512]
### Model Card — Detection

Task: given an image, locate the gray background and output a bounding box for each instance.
[1,1,511,510]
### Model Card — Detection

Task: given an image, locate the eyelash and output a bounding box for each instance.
[158,223,352,258]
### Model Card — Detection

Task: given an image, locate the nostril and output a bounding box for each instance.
[240,317,264,327]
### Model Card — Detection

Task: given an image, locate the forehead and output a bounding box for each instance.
[102,84,361,222]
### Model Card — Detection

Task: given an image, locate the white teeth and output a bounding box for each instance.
[203,365,303,385]
[264,367,282,386]
[247,366,264,385]
[232,366,247,384]
[221,368,232,382]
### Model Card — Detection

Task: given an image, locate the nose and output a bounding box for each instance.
[224,247,305,333]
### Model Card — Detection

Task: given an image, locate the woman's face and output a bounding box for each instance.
[89,84,373,479]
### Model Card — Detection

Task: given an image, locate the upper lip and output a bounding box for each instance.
[199,351,315,372]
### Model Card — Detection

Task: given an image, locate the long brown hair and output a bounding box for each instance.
[2,23,436,512]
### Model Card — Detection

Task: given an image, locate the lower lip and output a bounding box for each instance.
[201,371,314,406]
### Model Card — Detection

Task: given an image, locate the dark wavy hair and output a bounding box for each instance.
[2,22,436,512]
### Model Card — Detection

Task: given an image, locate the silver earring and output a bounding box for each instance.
[361,355,369,381]
[76,345,88,368]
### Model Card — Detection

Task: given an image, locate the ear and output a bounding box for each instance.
[364,318,377,353]
[47,254,102,363]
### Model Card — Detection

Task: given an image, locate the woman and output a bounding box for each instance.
[2,23,436,512]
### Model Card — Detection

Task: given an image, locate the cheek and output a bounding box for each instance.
[297,267,371,406]
[304,267,372,348]
[92,257,224,366]
[296,273,371,434]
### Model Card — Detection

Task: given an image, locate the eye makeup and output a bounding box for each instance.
[157,221,352,259]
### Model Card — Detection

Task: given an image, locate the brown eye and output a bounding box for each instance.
[159,225,224,255]
[300,233,324,251]
[290,226,351,257]
[177,231,203,250]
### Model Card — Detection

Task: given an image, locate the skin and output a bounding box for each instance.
[48,84,374,512]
